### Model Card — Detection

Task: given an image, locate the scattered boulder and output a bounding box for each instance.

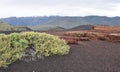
[79,37,89,41]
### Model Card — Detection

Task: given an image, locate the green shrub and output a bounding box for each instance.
[0,32,70,67]
[0,33,28,67]
[21,32,70,56]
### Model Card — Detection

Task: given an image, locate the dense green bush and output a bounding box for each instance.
[21,32,70,56]
[0,33,28,67]
[0,32,70,67]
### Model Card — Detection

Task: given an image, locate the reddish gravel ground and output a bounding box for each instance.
[0,40,120,72]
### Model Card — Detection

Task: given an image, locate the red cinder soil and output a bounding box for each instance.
[93,25,120,33]
[1,40,120,72]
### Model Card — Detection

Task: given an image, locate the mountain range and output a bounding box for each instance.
[0,16,120,31]
[0,22,31,31]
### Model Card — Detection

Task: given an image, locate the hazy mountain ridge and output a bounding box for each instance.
[0,22,14,31]
[83,16,120,26]
[0,16,60,26]
[0,16,120,30]
[0,21,31,31]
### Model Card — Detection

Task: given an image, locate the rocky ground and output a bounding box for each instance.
[0,40,120,72]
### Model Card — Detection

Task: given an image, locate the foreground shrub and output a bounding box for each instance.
[0,33,28,67]
[21,32,70,56]
[0,32,70,67]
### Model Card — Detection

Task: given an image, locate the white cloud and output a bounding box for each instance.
[0,0,120,18]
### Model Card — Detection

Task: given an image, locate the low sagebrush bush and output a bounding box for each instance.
[21,32,70,56]
[0,32,70,67]
[0,33,28,67]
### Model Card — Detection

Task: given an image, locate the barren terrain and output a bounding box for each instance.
[0,40,120,72]
[0,25,120,72]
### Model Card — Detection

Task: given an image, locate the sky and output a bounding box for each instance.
[0,0,120,18]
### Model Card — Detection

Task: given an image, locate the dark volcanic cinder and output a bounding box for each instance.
[0,40,120,72]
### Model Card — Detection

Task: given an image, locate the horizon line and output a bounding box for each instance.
[0,15,120,18]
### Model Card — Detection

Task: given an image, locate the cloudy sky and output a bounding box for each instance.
[0,0,120,18]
